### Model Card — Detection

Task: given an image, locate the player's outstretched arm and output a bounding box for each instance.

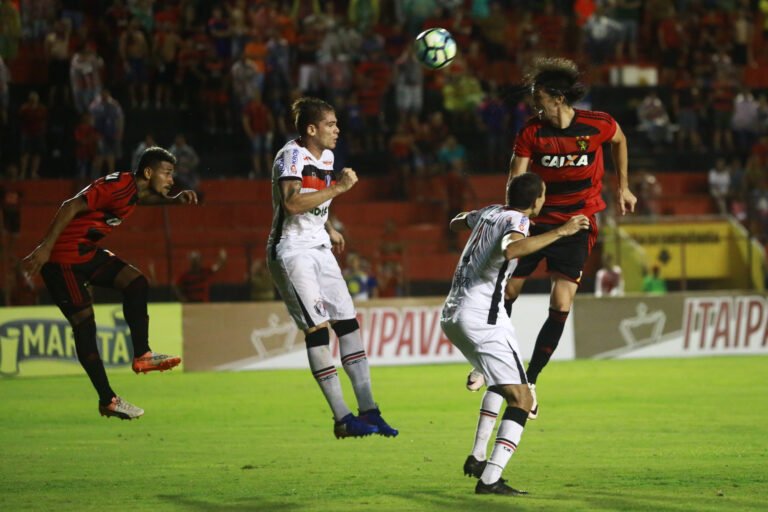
[139,190,198,206]
[610,123,637,215]
[449,211,475,232]
[23,196,90,274]
[503,215,590,261]
[280,168,357,216]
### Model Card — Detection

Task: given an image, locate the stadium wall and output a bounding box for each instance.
[182,295,574,372]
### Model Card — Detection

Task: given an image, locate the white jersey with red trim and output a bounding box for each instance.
[442,205,530,324]
[268,139,336,256]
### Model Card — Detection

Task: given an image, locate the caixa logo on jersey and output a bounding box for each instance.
[540,153,592,168]
[0,310,134,376]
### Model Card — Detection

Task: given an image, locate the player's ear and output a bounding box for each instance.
[307,124,317,136]
[142,167,152,180]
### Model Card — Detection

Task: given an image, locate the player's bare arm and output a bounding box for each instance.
[325,220,345,253]
[502,215,590,260]
[449,211,474,232]
[610,123,637,215]
[23,195,90,275]
[280,167,358,216]
[507,154,530,184]
[138,190,198,205]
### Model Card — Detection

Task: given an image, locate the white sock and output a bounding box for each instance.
[481,407,526,485]
[471,390,504,460]
[338,329,376,412]
[307,345,351,421]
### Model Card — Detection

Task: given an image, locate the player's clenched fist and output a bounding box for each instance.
[337,168,358,192]
[558,214,591,236]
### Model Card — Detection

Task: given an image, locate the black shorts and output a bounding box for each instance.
[41,248,129,316]
[511,218,597,283]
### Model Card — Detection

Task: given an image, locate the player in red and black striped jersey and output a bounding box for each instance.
[22,147,198,420]
[507,58,637,418]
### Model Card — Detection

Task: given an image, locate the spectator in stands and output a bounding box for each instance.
[344,252,372,301]
[634,171,662,217]
[242,90,275,179]
[266,26,292,92]
[710,70,736,152]
[595,253,624,298]
[0,0,21,62]
[636,90,671,150]
[248,259,275,301]
[672,71,703,151]
[476,82,510,171]
[379,219,403,264]
[1,163,22,257]
[709,157,731,215]
[732,88,760,152]
[44,20,72,108]
[19,91,47,179]
[201,46,232,135]
[131,133,156,173]
[177,38,204,111]
[731,8,754,73]
[583,5,622,64]
[642,265,667,295]
[377,261,404,298]
[174,249,228,303]
[74,112,100,180]
[231,52,264,111]
[89,89,124,178]
[613,0,641,62]
[657,7,685,84]
[153,22,182,109]
[442,70,484,127]
[169,134,201,192]
[0,55,8,125]
[437,135,467,172]
[207,5,232,61]
[119,19,150,109]
[70,42,103,114]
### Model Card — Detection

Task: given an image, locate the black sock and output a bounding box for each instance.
[526,308,569,384]
[73,316,115,405]
[123,276,150,356]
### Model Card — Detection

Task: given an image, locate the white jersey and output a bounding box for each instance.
[268,139,336,257]
[442,205,530,324]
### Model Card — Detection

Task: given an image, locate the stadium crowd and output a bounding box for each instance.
[2,0,768,303]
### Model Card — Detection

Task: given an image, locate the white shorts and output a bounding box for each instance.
[441,310,528,387]
[268,246,356,331]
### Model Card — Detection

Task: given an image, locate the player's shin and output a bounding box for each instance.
[73,315,116,405]
[481,406,528,485]
[472,388,504,461]
[334,319,376,412]
[306,328,351,421]
[122,275,150,356]
[526,308,569,384]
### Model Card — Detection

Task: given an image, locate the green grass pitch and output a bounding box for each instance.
[1,357,766,511]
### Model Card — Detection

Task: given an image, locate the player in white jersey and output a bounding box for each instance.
[267,97,398,439]
[441,173,589,496]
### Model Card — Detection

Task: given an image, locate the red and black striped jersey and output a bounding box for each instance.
[513,109,617,224]
[49,171,138,264]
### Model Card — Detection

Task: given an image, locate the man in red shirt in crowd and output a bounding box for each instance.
[174,248,227,302]
[503,58,636,419]
[23,147,198,420]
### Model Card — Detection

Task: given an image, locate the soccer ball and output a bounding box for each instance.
[414,28,457,70]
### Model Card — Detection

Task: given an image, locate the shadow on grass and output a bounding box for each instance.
[158,494,302,512]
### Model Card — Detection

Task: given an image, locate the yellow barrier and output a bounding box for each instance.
[0,304,182,377]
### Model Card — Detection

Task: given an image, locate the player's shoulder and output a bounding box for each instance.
[94,171,135,189]
[500,208,530,234]
[576,109,615,125]
[319,149,334,167]
[521,115,544,132]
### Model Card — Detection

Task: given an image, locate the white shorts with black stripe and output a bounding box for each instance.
[441,310,528,387]
[268,245,356,331]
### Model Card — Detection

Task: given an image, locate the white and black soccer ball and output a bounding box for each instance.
[413,27,457,70]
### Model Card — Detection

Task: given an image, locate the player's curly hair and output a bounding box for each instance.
[525,57,587,105]
[506,173,544,210]
[292,97,335,136]
[134,146,177,176]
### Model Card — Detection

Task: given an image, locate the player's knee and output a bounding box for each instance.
[123,274,149,295]
[502,404,530,427]
[305,327,330,348]
[332,318,359,338]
